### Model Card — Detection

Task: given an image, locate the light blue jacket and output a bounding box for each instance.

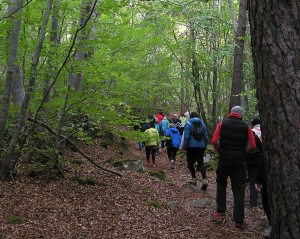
[161,118,169,132]
[182,117,208,150]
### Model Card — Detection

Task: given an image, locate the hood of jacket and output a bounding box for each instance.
[188,117,202,124]
[227,112,242,119]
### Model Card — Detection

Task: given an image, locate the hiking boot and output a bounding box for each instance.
[201,178,208,191]
[146,161,150,166]
[151,163,157,168]
[235,222,244,231]
[171,160,175,169]
[188,178,197,185]
[210,211,226,222]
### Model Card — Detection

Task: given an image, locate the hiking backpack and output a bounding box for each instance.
[191,123,204,141]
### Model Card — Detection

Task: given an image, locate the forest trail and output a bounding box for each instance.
[0,138,269,238]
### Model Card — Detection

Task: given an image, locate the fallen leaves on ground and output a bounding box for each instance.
[0,138,269,239]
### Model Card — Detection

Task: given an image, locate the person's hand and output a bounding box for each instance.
[255,183,261,192]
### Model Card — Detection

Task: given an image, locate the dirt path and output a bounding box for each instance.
[0,139,269,239]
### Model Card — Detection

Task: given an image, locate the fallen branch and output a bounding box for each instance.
[28,117,123,177]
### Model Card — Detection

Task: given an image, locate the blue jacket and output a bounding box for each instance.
[155,123,163,136]
[182,117,208,150]
[164,127,181,148]
[160,118,169,132]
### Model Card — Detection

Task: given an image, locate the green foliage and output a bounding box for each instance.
[148,170,171,182]
[205,159,218,172]
[74,131,93,145]
[73,176,99,186]
[7,215,24,224]
[57,156,68,166]
[147,200,165,209]
[0,0,256,178]
[71,159,85,165]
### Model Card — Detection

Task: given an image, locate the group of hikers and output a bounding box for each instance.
[134,106,270,236]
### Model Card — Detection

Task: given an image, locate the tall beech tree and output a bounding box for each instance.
[228,0,247,110]
[0,0,52,181]
[248,1,300,238]
[0,0,24,149]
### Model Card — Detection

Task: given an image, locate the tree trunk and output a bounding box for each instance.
[0,0,24,149]
[53,0,96,160]
[0,0,52,182]
[211,66,218,132]
[190,27,208,126]
[228,0,247,111]
[227,0,237,36]
[12,65,25,105]
[248,1,300,238]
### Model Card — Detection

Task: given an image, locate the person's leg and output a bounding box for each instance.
[138,142,143,150]
[194,148,208,190]
[196,148,207,179]
[247,164,258,207]
[169,147,177,169]
[172,148,179,161]
[145,147,151,164]
[151,146,156,164]
[216,161,231,212]
[186,148,196,178]
[230,161,247,224]
[161,134,165,148]
[166,147,172,161]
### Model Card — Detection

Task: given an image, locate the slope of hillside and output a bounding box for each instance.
[0,137,269,238]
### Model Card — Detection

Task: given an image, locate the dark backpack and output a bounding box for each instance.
[191,123,204,141]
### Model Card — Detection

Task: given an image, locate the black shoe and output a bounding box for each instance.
[235,222,244,231]
[201,179,208,191]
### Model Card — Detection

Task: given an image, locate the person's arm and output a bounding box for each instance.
[212,122,222,152]
[255,184,262,192]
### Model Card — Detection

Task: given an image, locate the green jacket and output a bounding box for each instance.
[144,128,160,147]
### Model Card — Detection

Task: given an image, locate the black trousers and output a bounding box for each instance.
[247,164,259,207]
[166,147,178,161]
[186,147,206,179]
[145,146,156,163]
[216,160,247,223]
